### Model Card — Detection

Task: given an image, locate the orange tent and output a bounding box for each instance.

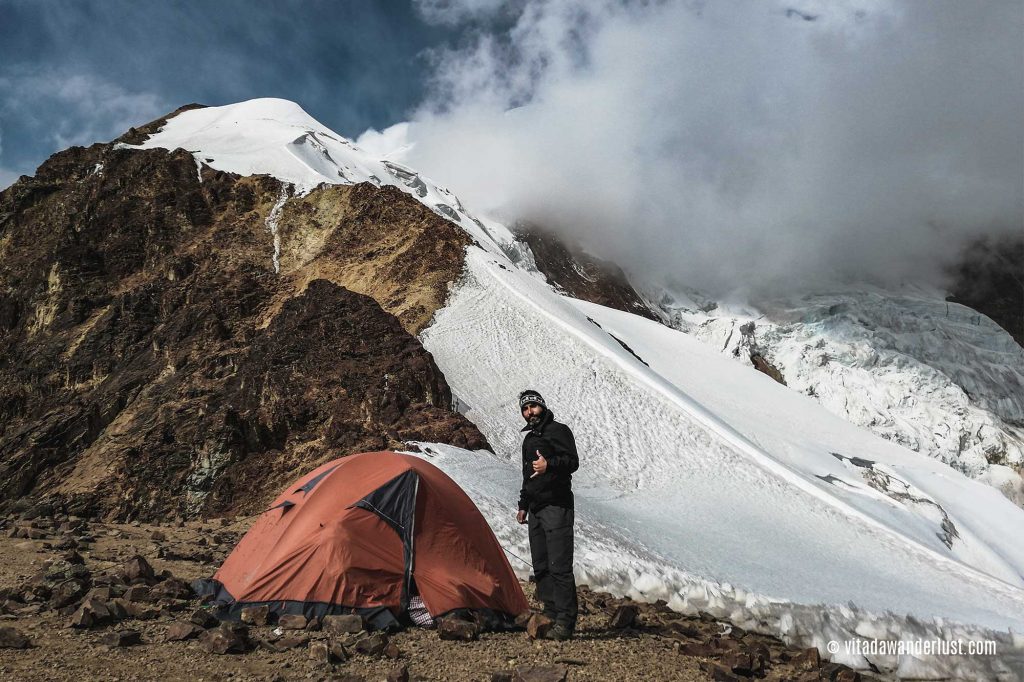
[195,451,529,628]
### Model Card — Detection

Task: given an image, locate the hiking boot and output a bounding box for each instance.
[548,624,574,641]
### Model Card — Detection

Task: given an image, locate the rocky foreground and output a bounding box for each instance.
[0,502,877,682]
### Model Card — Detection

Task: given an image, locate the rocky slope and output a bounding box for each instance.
[0,112,485,521]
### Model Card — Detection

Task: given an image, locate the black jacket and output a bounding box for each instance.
[518,409,579,512]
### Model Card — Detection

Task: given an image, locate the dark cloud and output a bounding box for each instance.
[0,0,448,184]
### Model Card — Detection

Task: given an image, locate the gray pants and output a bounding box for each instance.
[528,505,577,630]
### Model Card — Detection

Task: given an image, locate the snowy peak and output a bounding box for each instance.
[120,98,519,258]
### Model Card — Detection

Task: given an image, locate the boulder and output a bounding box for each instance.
[323,613,364,634]
[69,598,113,628]
[722,650,755,676]
[120,556,155,583]
[189,608,220,628]
[792,647,822,671]
[353,633,389,656]
[274,634,310,651]
[101,630,141,647]
[278,613,307,629]
[198,623,251,654]
[698,661,744,682]
[240,605,269,626]
[526,613,553,640]
[0,626,31,649]
[438,616,480,641]
[329,640,349,662]
[608,604,639,629]
[165,622,204,641]
[49,579,88,609]
[150,578,192,600]
[122,585,152,603]
[308,640,330,665]
[821,662,861,682]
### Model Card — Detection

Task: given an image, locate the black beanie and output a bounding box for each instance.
[518,390,546,410]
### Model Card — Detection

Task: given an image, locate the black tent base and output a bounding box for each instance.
[192,578,521,633]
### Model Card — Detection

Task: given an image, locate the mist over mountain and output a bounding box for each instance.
[366,0,1024,298]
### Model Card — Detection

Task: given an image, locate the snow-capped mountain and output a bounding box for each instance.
[115,99,1024,679]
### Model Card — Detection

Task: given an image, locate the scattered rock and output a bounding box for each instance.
[438,616,480,641]
[189,608,220,628]
[120,556,155,583]
[512,665,568,682]
[329,640,348,662]
[69,598,113,628]
[793,647,822,670]
[308,640,330,665]
[722,650,754,676]
[198,623,251,655]
[275,634,310,651]
[0,625,31,649]
[353,632,389,656]
[676,641,717,657]
[698,661,744,681]
[384,640,401,659]
[101,630,142,647]
[49,579,87,609]
[526,613,553,640]
[165,622,204,641]
[608,604,639,629]
[323,613,364,634]
[150,578,192,600]
[666,621,702,639]
[278,613,307,629]
[821,662,861,682]
[122,585,151,602]
[151,530,166,542]
[240,605,269,626]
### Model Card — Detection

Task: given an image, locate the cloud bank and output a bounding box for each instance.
[385,0,1023,296]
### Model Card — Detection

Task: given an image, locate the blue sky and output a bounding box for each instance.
[0,0,460,187]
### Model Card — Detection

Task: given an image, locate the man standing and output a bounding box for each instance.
[515,389,579,640]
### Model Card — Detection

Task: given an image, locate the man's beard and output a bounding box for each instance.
[527,412,543,427]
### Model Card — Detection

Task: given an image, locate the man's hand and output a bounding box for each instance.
[531,450,547,478]
[516,509,527,524]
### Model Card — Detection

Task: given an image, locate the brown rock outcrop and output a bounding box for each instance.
[0,108,487,521]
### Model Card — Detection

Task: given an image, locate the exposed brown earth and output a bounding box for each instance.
[0,508,876,682]
[516,228,658,322]
[0,111,484,522]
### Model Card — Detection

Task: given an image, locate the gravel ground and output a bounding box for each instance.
[0,515,869,682]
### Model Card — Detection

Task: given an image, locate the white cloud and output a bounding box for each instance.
[395,0,1024,297]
